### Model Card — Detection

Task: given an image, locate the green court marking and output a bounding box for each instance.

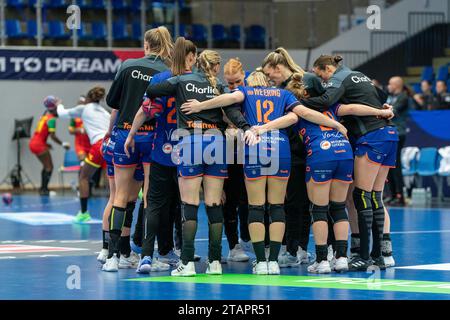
[126,274,450,295]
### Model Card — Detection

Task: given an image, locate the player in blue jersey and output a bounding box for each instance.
[252,72,394,273]
[180,69,347,275]
[96,117,144,268]
[126,66,187,273]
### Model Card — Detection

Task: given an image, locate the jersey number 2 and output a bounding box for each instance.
[166,97,177,124]
[256,99,274,123]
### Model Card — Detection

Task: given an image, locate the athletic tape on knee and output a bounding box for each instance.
[124,201,136,228]
[248,205,265,224]
[206,204,224,224]
[310,204,328,223]
[181,203,199,222]
[109,206,126,232]
[353,187,373,213]
[329,201,348,223]
[269,204,285,223]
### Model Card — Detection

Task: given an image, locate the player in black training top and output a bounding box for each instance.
[303,55,399,272]
[102,27,174,272]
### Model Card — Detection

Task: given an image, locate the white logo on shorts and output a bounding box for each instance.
[320,141,331,150]
[162,143,173,154]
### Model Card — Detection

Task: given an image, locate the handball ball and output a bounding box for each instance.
[44,95,58,110]
[2,193,13,206]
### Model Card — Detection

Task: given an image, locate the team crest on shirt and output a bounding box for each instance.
[162,143,173,154]
[320,141,331,150]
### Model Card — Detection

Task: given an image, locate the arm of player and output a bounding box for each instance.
[337,103,394,119]
[300,85,346,112]
[56,103,84,119]
[105,109,118,139]
[145,79,177,99]
[291,104,348,138]
[123,107,148,158]
[252,112,299,135]
[180,91,245,114]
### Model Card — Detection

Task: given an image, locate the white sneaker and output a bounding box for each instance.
[333,257,349,273]
[298,247,311,264]
[206,260,222,275]
[97,249,108,264]
[150,258,171,272]
[118,251,140,269]
[102,254,119,272]
[327,245,334,262]
[383,255,396,268]
[268,261,280,275]
[239,239,253,253]
[307,260,331,274]
[252,261,268,275]
[278,252,300,268]
[278,245,287,258]
[159,250,180,266]
[171,261,196,277]
[228,244,249,262]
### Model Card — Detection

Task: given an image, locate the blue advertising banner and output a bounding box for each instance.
[405,110,450,148]
[0,49,144,80]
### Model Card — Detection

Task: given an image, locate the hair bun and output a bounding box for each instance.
[292,72,303,82]
[334,55,343,63]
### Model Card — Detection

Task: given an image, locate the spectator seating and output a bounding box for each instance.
[6,0,27,8]
[416,147,441,192]
[245,24,266,49]
[421,66,435,82]
[5,20,28,39]
[212,24,227,47]
[44,21,70,40]
[113,20,130,40]
[91,21,107,40]
[437,65,449,82]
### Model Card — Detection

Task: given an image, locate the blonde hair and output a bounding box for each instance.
[172,37,197,76]
[285,73,307,100]
[246,68,270,87]
[197,50,221,95]
[144,26,174,62]
[262,47,305,76]
[224,58,244,76]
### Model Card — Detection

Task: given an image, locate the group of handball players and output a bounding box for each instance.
[29,26,398,276]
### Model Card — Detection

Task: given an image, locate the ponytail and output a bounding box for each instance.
[262,47,305,77]
[172,37,197,76]
[144,26,174,63]
[197,50,221,96]
[285,73,306,100]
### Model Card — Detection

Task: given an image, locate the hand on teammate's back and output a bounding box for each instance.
[181,99,202,114]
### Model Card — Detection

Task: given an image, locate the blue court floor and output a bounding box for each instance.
[0,194,450,300]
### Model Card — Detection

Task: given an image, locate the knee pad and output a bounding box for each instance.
[353,187,373,213]
[269,204,285,224]
[371,191,384,211]
[248,205,265,224]
[109,206,126,232]
[181,203,199,222]
[329,201,348,223]
[310,204,328,223]
[124,201,136,228]
[206,204,224,224]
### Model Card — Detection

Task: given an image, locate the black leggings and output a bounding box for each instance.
[223,164,250,249]
[141,162,182,258]
[284,163,311,255]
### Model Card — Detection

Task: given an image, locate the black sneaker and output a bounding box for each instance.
[370,256,386,270]
[348,257,372,271]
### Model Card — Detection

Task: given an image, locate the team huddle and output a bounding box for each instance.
[29,26,398,276]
